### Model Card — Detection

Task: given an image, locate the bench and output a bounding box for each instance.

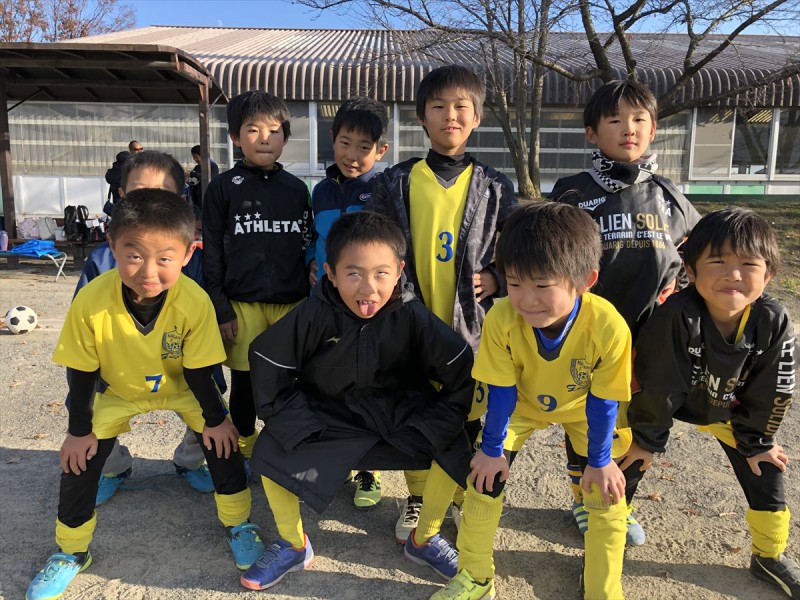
[1,239,104,279]
[0,241,68,282]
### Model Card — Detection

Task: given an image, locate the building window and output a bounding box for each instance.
[649,111,691,183]
[775,108,800,176]
[691,108,735,178]
[9,102,229,176]
[278,102,310,172]
[732,108,772,176]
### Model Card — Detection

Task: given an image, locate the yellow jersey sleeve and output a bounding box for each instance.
[586,295,632,403]
[472,299,518,387]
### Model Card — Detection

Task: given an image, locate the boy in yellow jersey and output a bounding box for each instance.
[240,211,473,590]
[26,190,263,600]
[621,208,800,598]
[369,65,516,542]
[430,202,640,600]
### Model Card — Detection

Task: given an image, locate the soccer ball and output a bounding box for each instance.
[5,305,38,334]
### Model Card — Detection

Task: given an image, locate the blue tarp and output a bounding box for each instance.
[8,240,63,257]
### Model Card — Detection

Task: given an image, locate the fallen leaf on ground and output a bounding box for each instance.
[681,507,700,516]
[659,461,674,468]
[657,570,673,579]
[156,419,168,426]
[647,492,663,502]
[33,433,50,439]
[48,401,64,407]
[719,512,737,517]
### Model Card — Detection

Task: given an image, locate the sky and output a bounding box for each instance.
[132,0,374,29]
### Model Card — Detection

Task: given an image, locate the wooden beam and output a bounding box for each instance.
[198,79,211,201]
[16,78,197,89]
[0,79,17,240]
[0,58,177,70]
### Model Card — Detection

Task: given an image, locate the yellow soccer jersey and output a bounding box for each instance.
[409,160,472,326]
[473,293,632,424]
[54,270,226,402]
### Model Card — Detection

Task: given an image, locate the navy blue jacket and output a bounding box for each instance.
[311,164,377,281]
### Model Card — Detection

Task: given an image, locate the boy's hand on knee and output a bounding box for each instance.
[747,444,788,476]
[202,420,240,459]
[60,433,98,475]
[473,271,498,301]
[581,462,625,506]
[469,448,509,494]
[618,440,653,472]
[219,319,238,344]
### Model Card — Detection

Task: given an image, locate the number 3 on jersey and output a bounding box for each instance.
[146,374,163,392]
[437,231,454,262]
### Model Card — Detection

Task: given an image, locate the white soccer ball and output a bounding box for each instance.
[5,305,38,334]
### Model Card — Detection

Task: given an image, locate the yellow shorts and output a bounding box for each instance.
[225,299,303,371]
[91,391,207,440]
[698,421,736,448]
[502,412,632,459]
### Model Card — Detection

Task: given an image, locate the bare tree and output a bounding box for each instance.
[300,0,799,197]
[0,0,134,42]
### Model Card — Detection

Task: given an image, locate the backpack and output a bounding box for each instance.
[64,205,89,242]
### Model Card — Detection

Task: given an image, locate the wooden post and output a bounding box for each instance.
[0,78,17,240]
[198,79,211,197]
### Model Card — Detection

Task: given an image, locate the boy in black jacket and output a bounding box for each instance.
[203,91,315,460]
[621,208,799,598]
[551,80,701,544]
[241,211,473,591]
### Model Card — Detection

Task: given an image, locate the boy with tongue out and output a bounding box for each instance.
[241,210,475,591]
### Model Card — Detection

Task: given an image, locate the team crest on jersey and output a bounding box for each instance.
[232,176,245,185]
[161,326,183,359]
[569,359,591,390]
[359,193,371,202]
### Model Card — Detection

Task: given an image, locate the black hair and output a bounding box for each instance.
[128,140,142,152]
[109,188,195,249]
[583,79,658,130]
[120,150,184,194]
[684,207,780,276]
[331,96,389,147]
[496,201,601,287]
[415,65,485,121]
[226,90,291,139]
[326,210,406,273]
[190,145,201,156]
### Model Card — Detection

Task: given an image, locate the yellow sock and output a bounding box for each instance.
[404,469,429,498]
[414,462,458,545]
[215,487,251,527]
[452,485,466,508]
[583,483,626,600]
[747,507,791,559]
[456,482,503,583]
[262,476,305,548]
[568,463,583,503]
[55,512,97,555]
[238,432,258,459]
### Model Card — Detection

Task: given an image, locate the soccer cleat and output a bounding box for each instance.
[625,504,646,546]
[572,501,589,536]
[396,495,423,544]
[750,553,800,598]
[353,470,382,510]
[174,463,215,493]
[240,535,314,590]
[429,569,496,599]
[227,522,266,570]
[448,502,463,531]
[404,529,459,580]
[95,467,132,506]
[26,551,92,600]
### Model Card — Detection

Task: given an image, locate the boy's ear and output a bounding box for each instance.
[182,243,196,268]
[107,234,116,256]
[329,129,335,143]
[581,269,599,293]
[396,260,405,282]
[685,264,696,283]
[118,187,124,199]
[323,261,336,286]
[585,126,598,145]
[648,119,657,142]
[376,143,389,161]
[229,131,241,146]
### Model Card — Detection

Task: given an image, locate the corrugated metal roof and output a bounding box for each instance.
[64,26,800,107]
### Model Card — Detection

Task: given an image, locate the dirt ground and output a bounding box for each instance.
[0,258,798,600]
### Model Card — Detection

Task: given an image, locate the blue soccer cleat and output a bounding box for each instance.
[26,551,91,600]
[240,535,314,590]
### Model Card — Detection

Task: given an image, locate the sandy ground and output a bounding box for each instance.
[1,262,799,600]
